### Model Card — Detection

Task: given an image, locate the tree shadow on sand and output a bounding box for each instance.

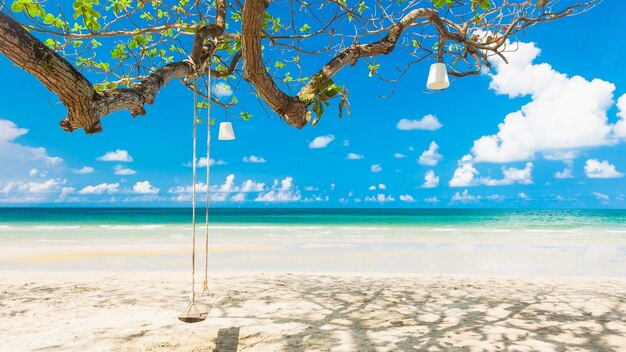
[4,275,624,351]
[212,275,626,351]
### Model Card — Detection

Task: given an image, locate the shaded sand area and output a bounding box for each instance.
[1,271,625,351]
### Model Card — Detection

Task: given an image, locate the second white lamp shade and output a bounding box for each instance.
[426,63,450,90]
[218,122,235,140]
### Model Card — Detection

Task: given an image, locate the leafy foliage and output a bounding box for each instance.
[5,0,594,127]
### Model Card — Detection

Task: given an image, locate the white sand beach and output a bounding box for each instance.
[1,222,626,351]
[1,271,625,351]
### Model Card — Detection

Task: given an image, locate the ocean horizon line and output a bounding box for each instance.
[2,206,626,210]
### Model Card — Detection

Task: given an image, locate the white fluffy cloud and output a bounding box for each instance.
[368,184,386,190]
[346,153,364,160]
[218,174,236,192]
[364,193,395,202]
[584,159,623,179]
[132,181,159,194]
[0,178,66,202]
[451,190,478,203]
[169,175,266,201]
[169,174,302,203]
[185,158,227,168]
[231,193,246,202]
[242,155,267,163]
[470,41,617,163]
[58,187,76,202]
[0,119,64,181]
[399,194,415,202]
[449,155,479,187]
[482,162,534,186]
[451,189,507,203]
[73,166,94,175]
[255,177,301,202]
[421,170,439,188]
[309,135,335,149]
[555,160,574,179]
[114,165,136,175]
[239,179,265,192]
[78,183,120,195]
[450,156,533,187]
[418,142,442,166]
[0,119,27,142]
[397,114,442,131]
[1,179,63,194]
[371,164,382,173]
[97,149,133,162]
[612,94,626,138]
[423,196,439,204]
[394,153,407,159]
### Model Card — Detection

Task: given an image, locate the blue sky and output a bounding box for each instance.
[1,1,626,208]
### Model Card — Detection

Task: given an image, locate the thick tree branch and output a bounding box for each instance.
[242,0,308,128]
[0,11,100,133]
[0,11,204,134]
[241,2,435,128]
[297,8,435,102]
[0,0,600,133]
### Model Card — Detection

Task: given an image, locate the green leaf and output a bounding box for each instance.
[299,23,311,33]
[311,99,324,125]
[43,38,56,49]
[368,62,380,77]
[479,0,491,11]
[111,44,126,59]
[433,0,447,8]
[11,2,24,13]
[357,1,368,14]
[44,13,55,25]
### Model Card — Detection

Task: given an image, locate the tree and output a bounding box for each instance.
[0,0,598,134]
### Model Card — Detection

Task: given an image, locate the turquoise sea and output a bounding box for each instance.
[1,207,626,242]
[1,208,625,275]
[2,207,626,227]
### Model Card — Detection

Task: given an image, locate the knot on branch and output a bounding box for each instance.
[59,118,75,133]
[84,120,103,134]
[347,44,360,66]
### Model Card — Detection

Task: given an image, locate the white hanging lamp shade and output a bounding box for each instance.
[218,122,235,140]
[426,62,450,90]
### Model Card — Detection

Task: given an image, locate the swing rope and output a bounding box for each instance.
[190,78,199,303]
[180,53,214,323]
[202,69,211,296]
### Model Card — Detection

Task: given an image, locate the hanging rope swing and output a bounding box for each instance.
[178,54,235,323]
[178,60,213,323]
[178,75,210,323]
